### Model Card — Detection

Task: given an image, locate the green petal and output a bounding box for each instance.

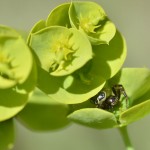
[37,67,105,104]
[88,21,116,45]
[68,108,118,129]
[119,100,150,126]
[0,119,14,150]
[91,31,127,80]
[16,88,70,131]
[46,3,71,27]
[109,68,150,105]
[30,26,93,76]
[69,1,116,45]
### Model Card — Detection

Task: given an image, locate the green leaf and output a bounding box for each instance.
[0,119,14,150]
[30,26,93,76]
[68,108,118,129]
[37,67,105,104]
[134,88,150,105]
[120,100,150,126]
[107,68,150,126]
[46,3,71,27]
[17,88,70,131]
[109,68,150,105]
[69,1,116,45]
[91,31,127,80]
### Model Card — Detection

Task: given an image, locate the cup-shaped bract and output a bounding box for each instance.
[0,25,36,121]
[69,1,116,45]
[90,31,127,80]
[0,34,32,89]
[29,26,93,76]
[46,3,71,27]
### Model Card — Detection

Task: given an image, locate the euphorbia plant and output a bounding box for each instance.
[0,1,150,150]
[0,25,36,150]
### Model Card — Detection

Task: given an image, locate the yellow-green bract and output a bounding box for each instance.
[0,25,36,122]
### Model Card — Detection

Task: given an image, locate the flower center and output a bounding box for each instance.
[49,34,76,72]
[78,12,106,34]
[0,52,14,80]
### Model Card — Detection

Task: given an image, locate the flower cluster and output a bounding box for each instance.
[21,1,126,130]
[0,1,150,150]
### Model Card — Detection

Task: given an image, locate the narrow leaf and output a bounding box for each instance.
[120,100,150,126]
[68,108,118,129]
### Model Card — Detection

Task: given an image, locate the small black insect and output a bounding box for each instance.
[90,84,129,111]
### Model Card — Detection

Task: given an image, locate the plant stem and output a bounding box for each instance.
[118,126,134,150]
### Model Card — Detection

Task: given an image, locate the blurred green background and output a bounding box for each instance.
[0,0,150,150]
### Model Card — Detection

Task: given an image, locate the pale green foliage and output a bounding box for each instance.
[0,1,150,149]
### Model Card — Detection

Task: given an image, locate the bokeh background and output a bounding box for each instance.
[1,0,150,150]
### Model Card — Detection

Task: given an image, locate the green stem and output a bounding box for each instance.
[118,126,134,150]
